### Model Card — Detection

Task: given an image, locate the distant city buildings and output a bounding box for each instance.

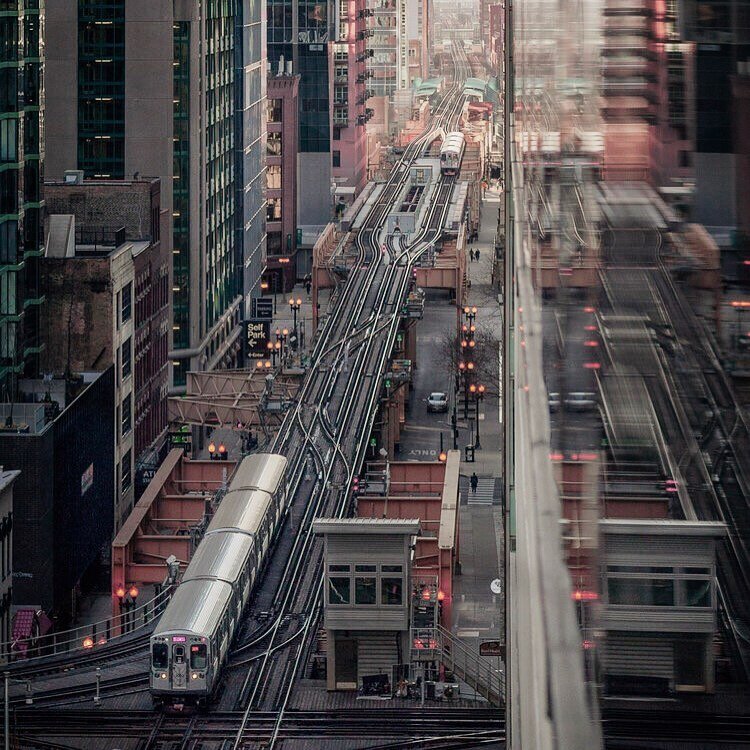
[45,1,266,390]
[268,0,334,224]
[0,1,45,404]
[42,178,170,527]
[267,73,301,292]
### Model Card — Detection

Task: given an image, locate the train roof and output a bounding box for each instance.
[181,530,255,585]
[229,453,287,495]
[441,132,465,151]
[152,579,233,638]
[208,487,273,536]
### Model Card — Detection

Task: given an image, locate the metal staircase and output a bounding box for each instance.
[411,626,504,706]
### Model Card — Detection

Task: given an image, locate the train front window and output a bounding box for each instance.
[152,642,168,669]
[191,644,207,670]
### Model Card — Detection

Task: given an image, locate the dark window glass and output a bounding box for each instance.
[121,337,131,378]
[122,393,131,435]
[267,131,282,155]
[684,579,711,607]
[608,578,674,606]
[121,281,132,323]
[355,577,376,604]
[152,642,168,669]
[333,149,341,167]
[190,643,207,669]
[121,448,132,491]
[267,98,282,122]
[328,577,350,604]
[381,565,402,573]
[328,564,350,572]
[381,577,403,605]
[355,564,376,572]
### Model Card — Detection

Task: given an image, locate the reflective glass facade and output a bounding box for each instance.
[77,0,125,178]
[0,0,44,401]
[172,20,190,367]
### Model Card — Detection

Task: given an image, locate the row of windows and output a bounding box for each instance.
[607,577,712,608]
[327,563,404,606]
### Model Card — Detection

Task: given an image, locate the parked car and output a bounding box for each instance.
[427,392,449,413]
[564,391,597,412]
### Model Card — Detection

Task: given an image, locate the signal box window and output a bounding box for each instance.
[191,643,207,669]
[355,577,376,604]
[381,577,403,605]
[329,577,350,604]
[152,642,168,669]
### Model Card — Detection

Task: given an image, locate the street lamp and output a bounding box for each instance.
[458,361,474,420]
[469,383,485,449]
[289,297,302,339]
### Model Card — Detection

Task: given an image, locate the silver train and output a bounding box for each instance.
[150,453,288,706]
[439,131,465,176]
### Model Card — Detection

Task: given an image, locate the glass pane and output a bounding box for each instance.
[190,643,207,669]
[381,565,402,573]
[328,576,350,604]
[355,564,376,572]
[152,643,168,669]
[381,577,403,605]
[355,577,376,604]
[684,579,711,607]
[328,564,350,572]
[608,578,674,606]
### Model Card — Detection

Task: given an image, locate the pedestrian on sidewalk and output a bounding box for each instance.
[476,248,481,261]
[470,472,478,494]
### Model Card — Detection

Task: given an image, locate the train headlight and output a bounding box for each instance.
[160,673,167,679]
[191,673,198,680]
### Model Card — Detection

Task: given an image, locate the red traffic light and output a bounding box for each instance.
[129,585,139,599]
[82,636,95,649]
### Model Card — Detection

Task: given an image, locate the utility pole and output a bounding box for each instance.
[502,0,515,745]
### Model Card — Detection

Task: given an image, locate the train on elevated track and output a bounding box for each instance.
[150,453,288,707]
[439,131,465,176]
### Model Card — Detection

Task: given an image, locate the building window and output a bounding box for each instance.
[267,232,283,255]
[267,98,282,123]
[355,577,377,604]
[267,164,282,190]
[333,150,341,167]
[121,282,132,323]
[333,126,341,141]
[267,197,282,222]
[267,132,282,156]
[121,337,132,379]
[381,577,403,605]
[684,579,711,607]
[122,393,131,435]
[329,577,351,604]
[121,449,132,491]
[607,578,674,607]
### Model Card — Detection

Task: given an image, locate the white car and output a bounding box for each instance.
[427,392,448,413]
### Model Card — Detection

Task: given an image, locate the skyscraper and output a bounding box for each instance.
[45,2,266,389]
[268,0,335,223]
[0,0,44,404]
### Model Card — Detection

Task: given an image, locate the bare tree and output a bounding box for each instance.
[435,322,501,398]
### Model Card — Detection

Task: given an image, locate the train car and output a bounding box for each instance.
[150,453,288,707]
[440,132,465,176]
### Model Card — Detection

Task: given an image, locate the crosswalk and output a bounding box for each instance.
[461,475,500,505]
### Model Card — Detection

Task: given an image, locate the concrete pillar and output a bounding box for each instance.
[327,628,337,691]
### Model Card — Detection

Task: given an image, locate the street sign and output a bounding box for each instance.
[480,640,505,658]
[253,298,273,320]
[244,319,271,360]
[490,578,503,595]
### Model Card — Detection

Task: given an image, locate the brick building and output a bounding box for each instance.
[41,178,169,527]
[266,73,300,292]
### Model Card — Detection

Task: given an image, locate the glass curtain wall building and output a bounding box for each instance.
[0,0,44,403]
[268,0,334,223]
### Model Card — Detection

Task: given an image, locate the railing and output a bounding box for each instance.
[2,587,173,664]
[411,626,504,706]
